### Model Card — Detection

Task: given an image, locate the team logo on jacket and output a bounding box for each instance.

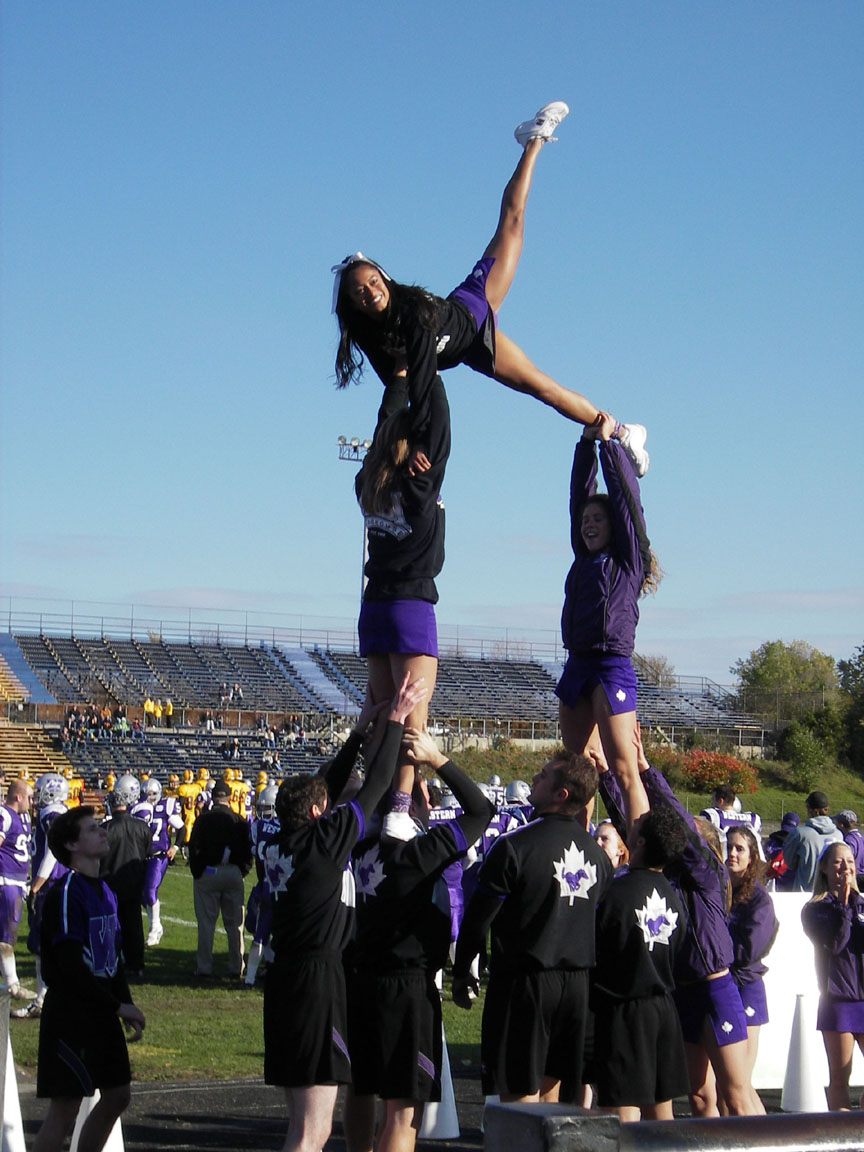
[635,889,678,951]
[553,842,597,904]
[354,845,385,899]
[364,493,412,542]
[264,846,294,895]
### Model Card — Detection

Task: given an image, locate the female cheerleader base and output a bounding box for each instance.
[556,425,659,828]
[802,841,864,1111]
[332,102,649,478]
[725,826,778,1114]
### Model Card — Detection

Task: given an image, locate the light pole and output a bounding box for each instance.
[336,436,372,603]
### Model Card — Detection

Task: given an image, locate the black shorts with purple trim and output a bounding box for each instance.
[347,967,442,1102]
[37,988,131,1098]
[263,952,351,1087]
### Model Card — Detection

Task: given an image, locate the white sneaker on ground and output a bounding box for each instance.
[514,101,570,147]
[11,999,41,1019]
[617,423,650,477]
[146,925,164,947]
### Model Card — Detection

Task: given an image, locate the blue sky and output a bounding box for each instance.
[1,1,861,684]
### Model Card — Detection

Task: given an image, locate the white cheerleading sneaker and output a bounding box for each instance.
[514,101,570,147]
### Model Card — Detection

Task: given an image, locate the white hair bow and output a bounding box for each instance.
[330,251,391,313]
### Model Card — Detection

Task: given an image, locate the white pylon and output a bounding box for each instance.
[781,992,828,1112]
[419,1023,460,1139]
[3,1034,26,1152]
[70,1091,126,1152]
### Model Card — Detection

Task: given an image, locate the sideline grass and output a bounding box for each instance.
[11,859,483,1082]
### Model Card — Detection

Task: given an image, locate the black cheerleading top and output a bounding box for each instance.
[357,374,451,604]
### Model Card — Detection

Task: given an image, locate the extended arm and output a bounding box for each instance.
[569,438,599,554]
[598,439,648,574]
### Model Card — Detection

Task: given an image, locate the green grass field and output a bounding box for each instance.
[11,860,484,1082]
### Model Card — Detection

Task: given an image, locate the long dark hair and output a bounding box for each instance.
[334,265,444,389]
[357,408,413,516]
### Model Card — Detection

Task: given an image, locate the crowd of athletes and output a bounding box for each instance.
[4,716,864,1148]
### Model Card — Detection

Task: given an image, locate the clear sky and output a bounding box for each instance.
[1,1,862,685]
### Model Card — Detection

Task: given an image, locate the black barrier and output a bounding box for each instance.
[485,1102,864,1152]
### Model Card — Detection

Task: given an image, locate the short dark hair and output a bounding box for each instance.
[276,776,327,833]
[47,805,96,867]
[548,753,597,814]
[712,784,736,806]
[638,807,688,868]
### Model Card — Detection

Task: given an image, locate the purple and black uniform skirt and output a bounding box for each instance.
[556,651,639,717]
[358,599,438,659]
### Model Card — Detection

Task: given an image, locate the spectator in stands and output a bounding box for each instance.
[555,423,655,829]
[783,791,842,892]
[802,841,864,1111]
[219,683,230,707]
[31,806,145,1152]
[143,695,155,727]
[834,810,864,884]
[188,779,252,978]
[353,373,451,835]
[164,697,173,729]
[230,682,243,704]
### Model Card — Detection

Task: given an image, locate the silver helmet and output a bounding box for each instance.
[257,785,279,819]
[36,773,69,808]
[112,774,141,808]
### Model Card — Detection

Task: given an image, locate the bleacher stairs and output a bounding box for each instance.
[0,721,71,778]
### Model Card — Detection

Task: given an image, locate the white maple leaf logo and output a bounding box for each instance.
[553,841,597,904]
[721,1020,734,1034]
[264,845,295,895]
[354,845,386,899]
[635,888,679,951]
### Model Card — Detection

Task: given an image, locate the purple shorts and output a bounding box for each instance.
[737,975,769,1027]
[0,884,24,945]
[674,972,749,1047]
[448,257,497,377]
[142,855,169,907]
[245,882,274,945]
[556,652,638,716]
[817,995,864,1034]
[358,599,438,658]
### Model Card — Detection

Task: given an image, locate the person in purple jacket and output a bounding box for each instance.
[726,825,778,1114]
[556,427,659,828]
[802,841,864,1111]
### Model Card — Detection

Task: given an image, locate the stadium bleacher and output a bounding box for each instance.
[0,630,766,754]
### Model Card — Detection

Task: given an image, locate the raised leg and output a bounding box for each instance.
[482,138,544,311]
